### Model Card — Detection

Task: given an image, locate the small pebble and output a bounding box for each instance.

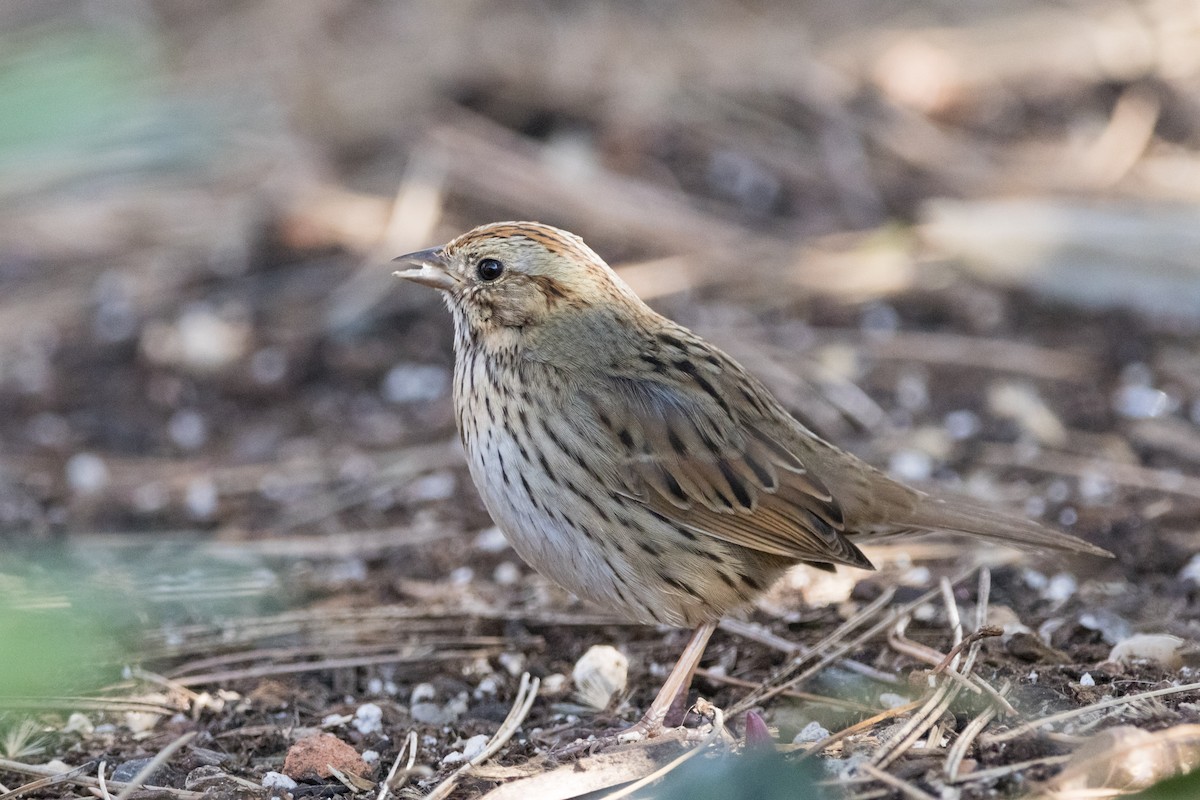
[879,693,909,709]
[1078,672,1095,687]
[888,449,932,482]
[474,526,510,553]
[1113,385,1172,419]
[944,409,979,441]
[353,703,383,735]
[382,363,449,404]
[282,733,369,781]
[493,562,521,585]
[112,758,156,783]
[462,734,490,761]
[1043,573,1077,604]
[793,721,830,743]
[406,471,456,502]
[572,645,628,710]
[168,409,208,450]
[498,652,525,676]
[1109,634,1185,671]
[262,771,298,791]
[66,453,109,495]
[1180,554,1200,584]
[185,476,218,519]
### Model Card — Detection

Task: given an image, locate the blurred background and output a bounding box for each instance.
[1,0,1200,787]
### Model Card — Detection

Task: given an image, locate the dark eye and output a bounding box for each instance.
[476,258,505,282]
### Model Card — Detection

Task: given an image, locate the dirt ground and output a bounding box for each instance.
[2,3,1200,799]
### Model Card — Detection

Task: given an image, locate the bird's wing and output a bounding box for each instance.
[576,370,875,570]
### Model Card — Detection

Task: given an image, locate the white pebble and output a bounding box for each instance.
[498,652,525,676]
[441,751,465,765]
[1180,554,1200,584]
[896,371,929,412]
[353,703,383,735]
[382,363,449,404]
[879,692,910,709]
[361,750,379,764]
[493,562,521,586]
[944,410,979,441]
[406,472,456,502]
[411,683,436,704]
[367,678,383,694]
[540,673,567,693]
[1028,671,1038,683]
[461,734,490,761]
[475,675,500,697]
[168,409,208,450]
[1043,573,1077,604]
[474,527,510,553]
[1024,495,1046,517]
[572,645,628,710]
[1078,672,1095,687]
[1109,634,1185,671]
[1078,471,1113,502]
[63,713,94,734]
[177,304,250,371]
[262,772,297,791]
[888,449,932,482]
[185,477,218,519]
[1113,385,1172,419]
[793,721,830,743]
[66,453,109,495]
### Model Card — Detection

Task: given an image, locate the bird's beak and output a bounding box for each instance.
[392,247,457,291]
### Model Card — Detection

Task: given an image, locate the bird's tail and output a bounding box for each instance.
[897,494,1113,557]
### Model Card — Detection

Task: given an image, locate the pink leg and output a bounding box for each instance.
[618,621,717,742]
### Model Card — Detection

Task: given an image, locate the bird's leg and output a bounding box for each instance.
[617,621,717,743]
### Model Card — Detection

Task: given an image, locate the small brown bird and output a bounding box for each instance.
[394,221,1110,740]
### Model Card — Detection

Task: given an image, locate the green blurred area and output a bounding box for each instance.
[0,564,130,699]
[0,546,289,702]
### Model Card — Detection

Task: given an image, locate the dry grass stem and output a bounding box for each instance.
[424,672,540,800]
[95,760,112,800]
[944,682,1008,782]
[980,446,1200,501]
[857,762,939,800]
[856,331,1097,383]
[986,681,1200,745]
[172,648,495,687]
[376,730,418,800]
[113,731,196,800]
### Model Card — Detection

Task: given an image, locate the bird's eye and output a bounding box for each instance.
[476,258,505,282]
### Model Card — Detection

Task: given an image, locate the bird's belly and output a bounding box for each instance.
[458,407,776,627]
[462,424,638,614]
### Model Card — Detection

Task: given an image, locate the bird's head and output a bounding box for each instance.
[393,222,642,338]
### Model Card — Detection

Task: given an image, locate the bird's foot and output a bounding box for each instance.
[551,700,718,757]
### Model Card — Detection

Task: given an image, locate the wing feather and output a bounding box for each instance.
[579,369,874,570]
